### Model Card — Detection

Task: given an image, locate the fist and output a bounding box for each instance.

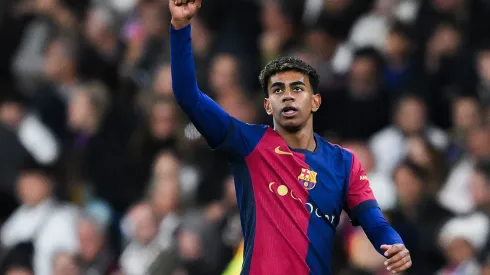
[169,0,202,29]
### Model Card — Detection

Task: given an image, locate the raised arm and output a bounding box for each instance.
[169,0,267,157]
[169,0,231,148]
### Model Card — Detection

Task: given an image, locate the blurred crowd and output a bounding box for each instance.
[0,0,489,274]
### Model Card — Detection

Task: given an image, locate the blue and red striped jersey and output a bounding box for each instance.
[170,24,403,275]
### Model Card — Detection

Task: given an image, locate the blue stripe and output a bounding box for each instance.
[350,199,379,220]
[231,160,256,275]
[303,153,334,275]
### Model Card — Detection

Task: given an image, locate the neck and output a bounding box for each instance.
[275,120,316,152]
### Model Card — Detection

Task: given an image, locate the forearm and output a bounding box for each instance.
[170,24,231,147]
[357,207,404,256]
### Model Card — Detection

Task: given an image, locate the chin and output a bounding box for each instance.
[278,120,303,132]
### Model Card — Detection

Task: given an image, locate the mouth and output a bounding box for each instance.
[281,106,298,117]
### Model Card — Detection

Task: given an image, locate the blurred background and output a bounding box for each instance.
[0,0,489,274]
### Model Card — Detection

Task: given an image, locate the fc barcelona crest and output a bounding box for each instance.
[298,168,317,190]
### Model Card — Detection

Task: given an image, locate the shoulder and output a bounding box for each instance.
[315,135,355,164]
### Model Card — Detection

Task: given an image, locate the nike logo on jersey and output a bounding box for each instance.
[275,146,293,155]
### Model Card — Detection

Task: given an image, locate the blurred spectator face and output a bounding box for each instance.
[190,17,210,55]
[219,94,256,124]
[395,97,426,134]
[0,101,24,128]
[428,23,461,58]
[78,218,104,262]
[177,230,202,261]
[478,50,490,83]
[5,268,33,275]
[17,172,52,207]
[467,127,490,158]
[453,97,481,131]
[324,0,351,13]
[68,83,109,133]
[44,40,75,82]
[150,178,179,219]
[394,165,423,207]
[384,31,410,62]
[261,0,288,33]
[210,54,239,92]
[305,29,337,61]
[53,252,80,275]
[470,169,490,207]
[141,3,167,37]
[445,237,474,265]
[153,151,180,179]
[432,0,462,13]
[84,7,116,48]
[150,101,178,140]
[130,203,158,245]
[68,90,94,131]
[151,152,180,217]
[35,0,59,14]
[153,64,173,97]
[349,57,379,98]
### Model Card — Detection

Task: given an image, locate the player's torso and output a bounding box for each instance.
[234,128,350,275]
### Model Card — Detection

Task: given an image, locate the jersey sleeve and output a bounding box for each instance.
[170,25,266,158]
[343,151,378,226]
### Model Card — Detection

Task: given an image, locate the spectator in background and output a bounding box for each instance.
[388,159,452,274]
[76,213,118,275]
[319,46,390,139]
[437,212,490,275]
[439,125,490,215]
[153,63,173,98]
[81,4,125,94]
[405,136,447,195]
[382,20,423,95]
[477,43,490,108]
[131,97,181,184]
[370,94,448,178]
[120,201,166,275]
[33,33,82,143]
[149,151,181,250]
[0,159,79,275]
[447,96,483,165]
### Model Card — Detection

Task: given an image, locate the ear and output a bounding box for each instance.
[264,98,273,115]
[311,93,321,113]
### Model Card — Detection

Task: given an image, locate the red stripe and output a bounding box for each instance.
[245,129,311,275]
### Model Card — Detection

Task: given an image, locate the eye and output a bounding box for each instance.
[293,87,304,92]
[273,88,283,93]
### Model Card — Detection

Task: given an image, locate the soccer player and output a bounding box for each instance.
[169,0,412,274]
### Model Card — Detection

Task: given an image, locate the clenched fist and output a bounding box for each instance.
[169,0,202,29]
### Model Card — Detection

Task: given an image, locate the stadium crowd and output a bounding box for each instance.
[0,0,489,274]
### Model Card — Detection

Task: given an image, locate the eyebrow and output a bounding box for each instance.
[270,81,306,88]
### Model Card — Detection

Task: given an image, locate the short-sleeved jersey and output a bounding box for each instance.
[216,118,377,275]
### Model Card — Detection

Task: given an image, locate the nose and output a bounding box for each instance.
[282,89,294,102]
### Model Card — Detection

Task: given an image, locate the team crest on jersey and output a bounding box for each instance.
[298,168,317,190]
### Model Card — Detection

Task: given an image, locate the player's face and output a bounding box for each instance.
[264,71,321,132]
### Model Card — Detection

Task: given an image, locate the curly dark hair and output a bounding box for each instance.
[259,57,320,97]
